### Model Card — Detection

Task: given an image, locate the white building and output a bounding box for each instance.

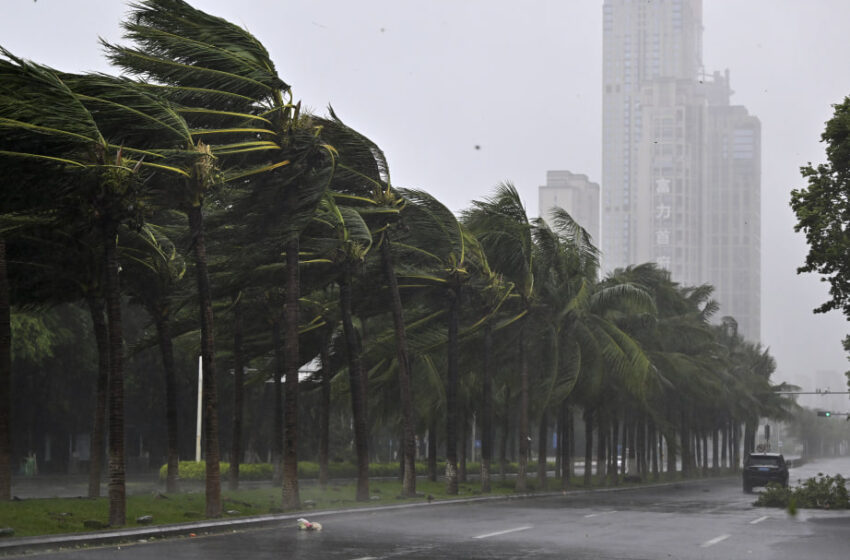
[601,0,761,340]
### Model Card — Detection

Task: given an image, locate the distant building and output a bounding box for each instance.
[703,72,761,341]
[601,0,761,341]
[538,170,601,245]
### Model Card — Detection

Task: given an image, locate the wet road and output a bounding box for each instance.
[17,457,850,559]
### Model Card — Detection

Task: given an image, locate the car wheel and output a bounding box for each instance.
[743,481,752,493]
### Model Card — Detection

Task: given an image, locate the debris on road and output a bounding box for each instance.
[296,518,322,531]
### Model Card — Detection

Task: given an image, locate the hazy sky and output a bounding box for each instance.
[3,0,850,392]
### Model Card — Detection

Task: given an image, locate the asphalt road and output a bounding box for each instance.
[12,457,850,559]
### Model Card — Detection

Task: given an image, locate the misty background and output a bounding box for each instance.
[2,0,849,401]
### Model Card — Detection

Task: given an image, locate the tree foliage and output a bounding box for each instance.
[791,96,850,316]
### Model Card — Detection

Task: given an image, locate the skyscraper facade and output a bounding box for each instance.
[601,0,761,340]
[538,171,600,244]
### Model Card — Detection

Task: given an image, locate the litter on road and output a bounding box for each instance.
[296,518,323,531]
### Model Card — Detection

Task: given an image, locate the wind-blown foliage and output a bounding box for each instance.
[0,0,792,522]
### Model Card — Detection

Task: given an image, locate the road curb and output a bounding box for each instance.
[0,475,736,556]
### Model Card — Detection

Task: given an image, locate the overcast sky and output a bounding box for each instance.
[3,0,850,393]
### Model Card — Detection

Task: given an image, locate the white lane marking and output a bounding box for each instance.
[472,525,533,539]
[750,515,769,525]
[584,510,619,518]
[350,557,378,560]
[700,534,730,548]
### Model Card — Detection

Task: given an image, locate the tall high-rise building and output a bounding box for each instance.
[538,171,600,244]
[601,0,761,340]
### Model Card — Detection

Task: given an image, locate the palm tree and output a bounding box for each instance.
[0,52,194,524]
[393,188,494,494]
[121,216,188,493]
[315,112,418,497]
[302,194,374,500]
[106,0,333,512]
[463,183,536,491]
[0,237,9,501]
[523,208,654,488]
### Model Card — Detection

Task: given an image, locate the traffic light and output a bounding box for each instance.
[817,411,832,417]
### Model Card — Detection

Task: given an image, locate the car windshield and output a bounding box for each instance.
[748,456,781,466]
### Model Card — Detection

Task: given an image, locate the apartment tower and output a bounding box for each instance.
[601,0,760,340]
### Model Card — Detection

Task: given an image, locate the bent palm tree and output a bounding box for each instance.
[0,52,192,523]
[463,183,536,491]
[106,0,333,512]
[302,194,373,500]
[315,111,418,497]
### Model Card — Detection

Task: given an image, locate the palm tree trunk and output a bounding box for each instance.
[679,410,690,478]
[339,266,369,501]
[596,414,607,480]
[480,324,493,493]
[271,318,283,486]
[694,429,702,470]
[187,205,222,518]
[0,238,11,501]
[583,407,593,486]
[445,287,460,495]
[561,401,573,489]
[537,411,548,489]
[516,323,529,492]
[104,221,126,526]
[229,297,245,491]
[638,417,648,477]
[732,422,741,472]
[626,416,636,477]
[649,419,659,481]
[85,296,108,499]
[744,420,756,455]
[610,416,619,485]
[500,387,510,482]
[282,233,301,509]
[379,236,416,498]
[154,312,180,494]
[666,432,677,478]
[318,329,331,489]
[556,404,565,487]
[428,418,437,482]
[459,405,468,483]
[712,427,719,472]
[554,409,562,481]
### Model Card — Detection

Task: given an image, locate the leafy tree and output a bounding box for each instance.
[791,96,850,317]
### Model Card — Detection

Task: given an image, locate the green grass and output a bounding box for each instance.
[0,478,519,538]
[0,468,715,538]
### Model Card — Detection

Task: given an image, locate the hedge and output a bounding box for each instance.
[159,460,556,482]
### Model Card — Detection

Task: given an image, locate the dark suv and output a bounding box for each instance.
[743,452,789,492]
